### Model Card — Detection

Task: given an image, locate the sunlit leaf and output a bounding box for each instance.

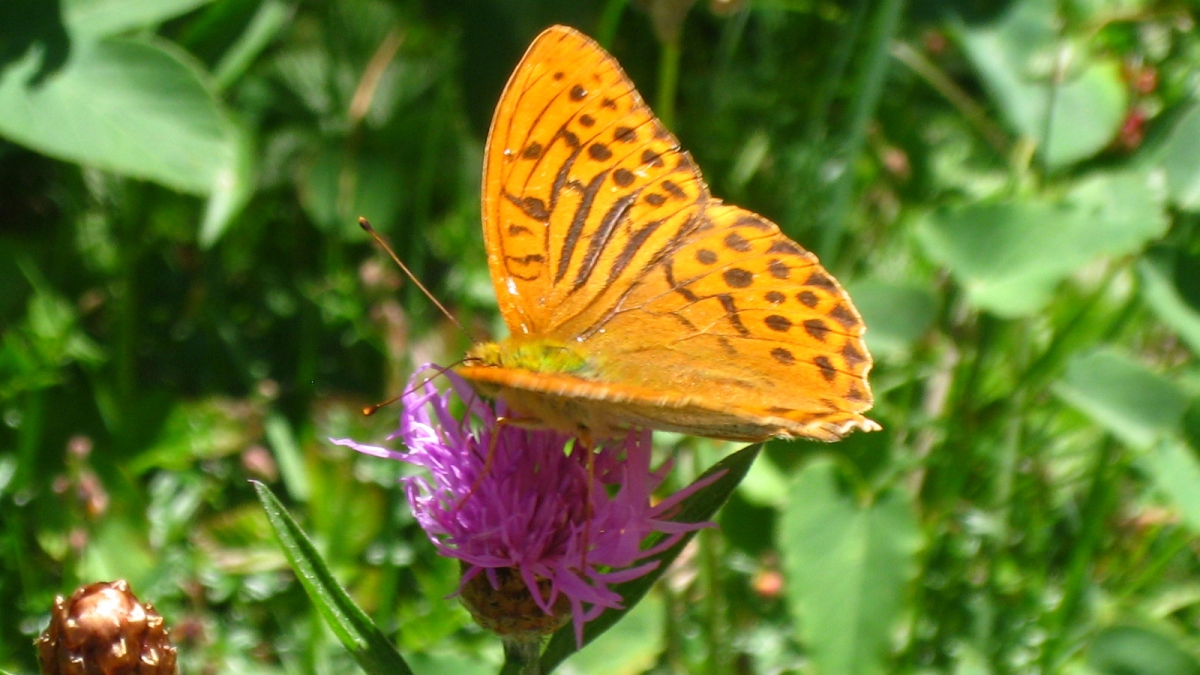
[1088,625,1200,675]
[780,458,922,675]
[1141,439,1200,536]
[62,0,215,38]
[0,37,237,195]
[846,280,937,358]
[1053,349,1187,449]
[916,170,1166,316]
[1161,104,1200,211]
[959,0,1127,167]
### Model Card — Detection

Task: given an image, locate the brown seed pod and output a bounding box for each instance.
[37,580,177,675]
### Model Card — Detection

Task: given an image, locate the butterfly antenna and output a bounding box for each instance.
[358,217,468,337]
[362,361,464,416]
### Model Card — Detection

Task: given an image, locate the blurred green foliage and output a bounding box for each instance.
[4,0,1200,673]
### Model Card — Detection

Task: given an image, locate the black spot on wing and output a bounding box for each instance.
[829,304,858,329]
[803,319,830,341]
[723,268,753,288]
[642,149,664,168]
[521,142,543,160]
[814,356,837,382]
[504,193,549,221]
[588,143,613,161]
[724,232,752,252]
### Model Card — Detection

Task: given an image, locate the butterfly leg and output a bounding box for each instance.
[577,427,595,574]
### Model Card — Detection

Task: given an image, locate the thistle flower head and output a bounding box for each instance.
[332,367,711,645]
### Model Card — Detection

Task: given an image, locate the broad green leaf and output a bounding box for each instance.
[62,0,215,38]
[1161,104,1200,211]
[916,171,1166,317]
[1141,439,1200,535]
[1140,255,1200,355]
[959,0,1127,167]
[538,443,762,674]
[846,281,937,358]
[1088,625,1200,675]
[1053,349,1187,449]
[253,482,414,675]
[780,459,922,675]
[0,38,237,195]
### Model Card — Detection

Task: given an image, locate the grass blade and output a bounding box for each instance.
[253,481,414,675]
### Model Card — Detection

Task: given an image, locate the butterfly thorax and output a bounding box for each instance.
[468,338,597,378]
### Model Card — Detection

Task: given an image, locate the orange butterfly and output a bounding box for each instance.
[457,25,878,442]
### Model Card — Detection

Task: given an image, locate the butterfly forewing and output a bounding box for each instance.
[484,26,708,336]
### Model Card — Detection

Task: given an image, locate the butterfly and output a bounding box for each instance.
[457,25,878,442]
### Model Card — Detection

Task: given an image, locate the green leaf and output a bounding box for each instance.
[0,37,237,195]
[845,281,937,358]
[1053,349,1187,449]
[199,115,255,247]
[1161,104,1200,211]
[538,443,763,674]
[959,0,1127,168]
[916,170,1167,317]
[253,481,414,675]
[779,458,922,675]
[1141,439,1200,536]
[1088,625,1200,675]
[62,0,215,38]
[562,592,664,675]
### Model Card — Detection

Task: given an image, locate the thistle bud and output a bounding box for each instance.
[37,580,177,675]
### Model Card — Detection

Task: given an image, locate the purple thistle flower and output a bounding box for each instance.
[331,367,713,646]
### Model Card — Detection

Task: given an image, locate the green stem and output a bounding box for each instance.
[818,0,906,264]
[1041,436,1120,671]
[595,0,628,49]
[701,527,729,675]
[502,637,542,675]
[657,37,682,132]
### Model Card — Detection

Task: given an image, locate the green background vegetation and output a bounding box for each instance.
[4,0,1200,673]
